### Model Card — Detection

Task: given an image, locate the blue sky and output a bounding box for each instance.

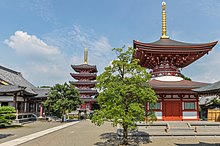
[0,0,220,86]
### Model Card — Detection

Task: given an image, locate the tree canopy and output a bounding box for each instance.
[92,47,157,144]
[44,82,82,121]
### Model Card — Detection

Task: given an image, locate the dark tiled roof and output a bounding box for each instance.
[70,81,97,84]
[80,97,96,102]
[150,38,208,46]
[0,66,35,88]
[70,73,96,80]
[78,89,98,94]
[32,88,50,98]
[0,85,22,93]
[193,81,220,94]
[71,64,97,73]
[0,85,37,96]
[0,66,49,97]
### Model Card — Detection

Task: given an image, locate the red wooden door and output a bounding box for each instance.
[164,101,181,121]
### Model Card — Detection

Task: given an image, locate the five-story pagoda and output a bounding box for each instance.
[70,48,98,115]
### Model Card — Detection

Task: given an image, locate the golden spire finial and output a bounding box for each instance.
[161,1,169,39]
[84,48,88,64]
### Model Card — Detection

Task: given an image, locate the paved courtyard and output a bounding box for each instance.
[0,120,220,145]
[0,121,62,144]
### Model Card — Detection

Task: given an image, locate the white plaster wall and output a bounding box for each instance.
[17,96,24,102]
[155,111,162,119]
[183,111,197,119]
[0,96,13,102]
[0,96,24,102]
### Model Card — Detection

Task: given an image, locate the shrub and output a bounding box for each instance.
[0,106,16,127]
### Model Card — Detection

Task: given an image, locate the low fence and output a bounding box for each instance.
[208,109,220,122]
[15,113,37,123]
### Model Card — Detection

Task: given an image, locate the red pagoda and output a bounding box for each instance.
[70,48,97,115]
[134,2,218,121]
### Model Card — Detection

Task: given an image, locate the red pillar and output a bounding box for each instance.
[196,95,199,121]
[40,102,43,118]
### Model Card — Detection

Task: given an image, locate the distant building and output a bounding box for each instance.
[193,81,220,120]
[0,65,49,117]
[133,2,217,121]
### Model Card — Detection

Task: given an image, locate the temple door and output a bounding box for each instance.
[164,100,181,121]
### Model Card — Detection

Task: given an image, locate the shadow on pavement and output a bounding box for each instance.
[0,134,14,139]
[175,142,220,146]
[94,131,151,146]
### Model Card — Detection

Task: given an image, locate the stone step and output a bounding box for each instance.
[168,122,189,129]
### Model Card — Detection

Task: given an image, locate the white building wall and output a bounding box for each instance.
[182,111,197,119]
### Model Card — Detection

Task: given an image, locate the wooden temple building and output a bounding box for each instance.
[0,65,49,118]
[134,2,218,121]
[70,48,98,115]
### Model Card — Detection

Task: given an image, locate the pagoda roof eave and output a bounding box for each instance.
[70,73,96,80]
[70,81,97,85]
[78,89,98,94]
[149,79,208,91]
[134,39,218,49]
[71,64,97,73]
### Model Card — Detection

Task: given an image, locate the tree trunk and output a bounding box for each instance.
[122,124,128,145]
[61,110,65,123]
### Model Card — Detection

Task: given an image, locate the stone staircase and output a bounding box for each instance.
[167,122,194,132]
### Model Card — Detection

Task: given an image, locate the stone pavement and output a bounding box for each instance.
[18,120,117,146]
[137,121,220,137]
[0,121,63,144]
[0,121,79,146]
[1,120,220,146]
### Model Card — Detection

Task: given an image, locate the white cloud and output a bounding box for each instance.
[4,31,60,56]
[2,26,114,86]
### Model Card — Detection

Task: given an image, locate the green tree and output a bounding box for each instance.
[92,47,157,144]
[181,74,191,81]
[44,82,82,122]
[0,106,16,127]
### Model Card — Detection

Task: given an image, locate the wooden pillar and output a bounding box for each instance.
[24,98,27,113]
[179,94,183,121]
[26,99,29,113]
[13,93,18,110]
[35,102,38,116]
[196,94,199,121]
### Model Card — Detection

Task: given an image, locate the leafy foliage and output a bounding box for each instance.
[212,97,220,106]
[0,106,16,127]
[44,82,82,120]
[181,74,191,81]
[92,47,157,144]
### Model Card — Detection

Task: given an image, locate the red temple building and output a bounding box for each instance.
[70,48,98,115]
[134,2,218,121]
